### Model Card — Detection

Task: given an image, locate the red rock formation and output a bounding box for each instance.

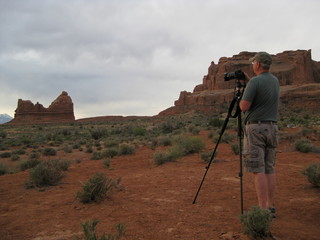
[9,91,75,124]
[160,49,320,116]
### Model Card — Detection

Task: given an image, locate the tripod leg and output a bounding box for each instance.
[237,109,244,214]
[192,115,230,204]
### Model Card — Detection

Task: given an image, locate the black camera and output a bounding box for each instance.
[224,69,245,81]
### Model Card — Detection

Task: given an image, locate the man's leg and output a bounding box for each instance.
[253,172,268,209]
[266,173,276,208]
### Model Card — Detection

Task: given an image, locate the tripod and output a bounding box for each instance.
[192,79,246,215]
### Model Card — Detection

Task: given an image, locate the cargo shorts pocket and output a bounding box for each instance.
[244,149,262,169]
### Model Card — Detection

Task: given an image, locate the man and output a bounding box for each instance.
[239,52,280,216]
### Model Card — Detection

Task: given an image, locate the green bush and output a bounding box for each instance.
[102,148,118,158]
[80,219,126,240]
[133,127,146,136]
[28,159,70,187]
[77,172,121,203]
[19,158,41,171]
[118,143,135,155]
[12,148,26,155]
[11,154,20,161]
[29,151,40,159]
[157,136,172,146]
[43,147,57,156]
[294,139,313,153]
[90,128,108,140]
[91,151,104,160]
[200,151,217,163]
[0,131,7,138]
[0,162,10,175]
[168,145,183,159]
[61,144,73,153]
[240,206,273,239]
[0,152,11,158]
[231,143,240,155]
[103,159,111,169]
[153,151,175,165]
[173,135,205,155]
[159,121,175,134]
[208,117,224,128]
[302,163,320,187]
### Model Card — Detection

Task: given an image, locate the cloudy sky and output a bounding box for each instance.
[1,0,319,119]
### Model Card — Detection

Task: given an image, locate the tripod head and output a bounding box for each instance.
[228,78,246,119]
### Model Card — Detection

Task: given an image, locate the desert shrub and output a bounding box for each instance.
[240,206,273,239]
[94,141,101,148]
[133,126,146,136]
[188,125,200,135]
[29,151,40,159]
[86,147,93,153]
[104,140,119,148]
[302,163,320,187]
[231,143,240,155]
[153,151,175,165]
[0,131,7,138]
[43,147,57,156]
[52,159,71,171]
[12,148,26,155]
[168,145,184,159]
[159,121,175,134]
[294,139,314,153]
[73,143,81,149]
[103,159,111,169]
[152,145,184,166]
[221,132,236,143]
[11,154,20,161]
[102,148,118,158]
[19,158,41,171]
[174,135,205,155]
[0,162,10,175]
[90,128,108,140]
[200,151,217,163]
[0,152,11,158]
[157,136,172,146]
[91,151,103,160]
[80,219,126,240]
[28,159,70,187]
[61,144,73,153]
[118,143,135,155]
[77,172,121,203]
[208,117,224,128]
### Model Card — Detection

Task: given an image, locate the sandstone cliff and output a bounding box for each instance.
[9,91,75,124]
[159,49,320,116]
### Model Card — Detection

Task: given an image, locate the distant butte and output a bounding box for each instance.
[8,91,75,124]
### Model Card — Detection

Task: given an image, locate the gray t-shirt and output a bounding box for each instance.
[242,72,280,123]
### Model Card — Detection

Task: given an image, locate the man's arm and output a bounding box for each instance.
[240,100,252,112]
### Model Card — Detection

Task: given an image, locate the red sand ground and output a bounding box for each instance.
[0,130,320,240]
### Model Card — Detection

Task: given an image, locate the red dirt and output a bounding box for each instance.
[1,130,320,240]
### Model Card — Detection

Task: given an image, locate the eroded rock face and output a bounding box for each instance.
[9,91,75,124]
[160,49,320,116]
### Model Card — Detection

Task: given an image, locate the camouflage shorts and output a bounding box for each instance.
[243,122,278,174]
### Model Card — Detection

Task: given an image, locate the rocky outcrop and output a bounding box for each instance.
[159,49,320,116]
[9,91,75,124]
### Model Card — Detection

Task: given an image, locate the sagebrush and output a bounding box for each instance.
[27,159,70,187]
[302,163,320,187]
[77,172,121,203]
[80,219,126,240]
[240,206,273,239]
